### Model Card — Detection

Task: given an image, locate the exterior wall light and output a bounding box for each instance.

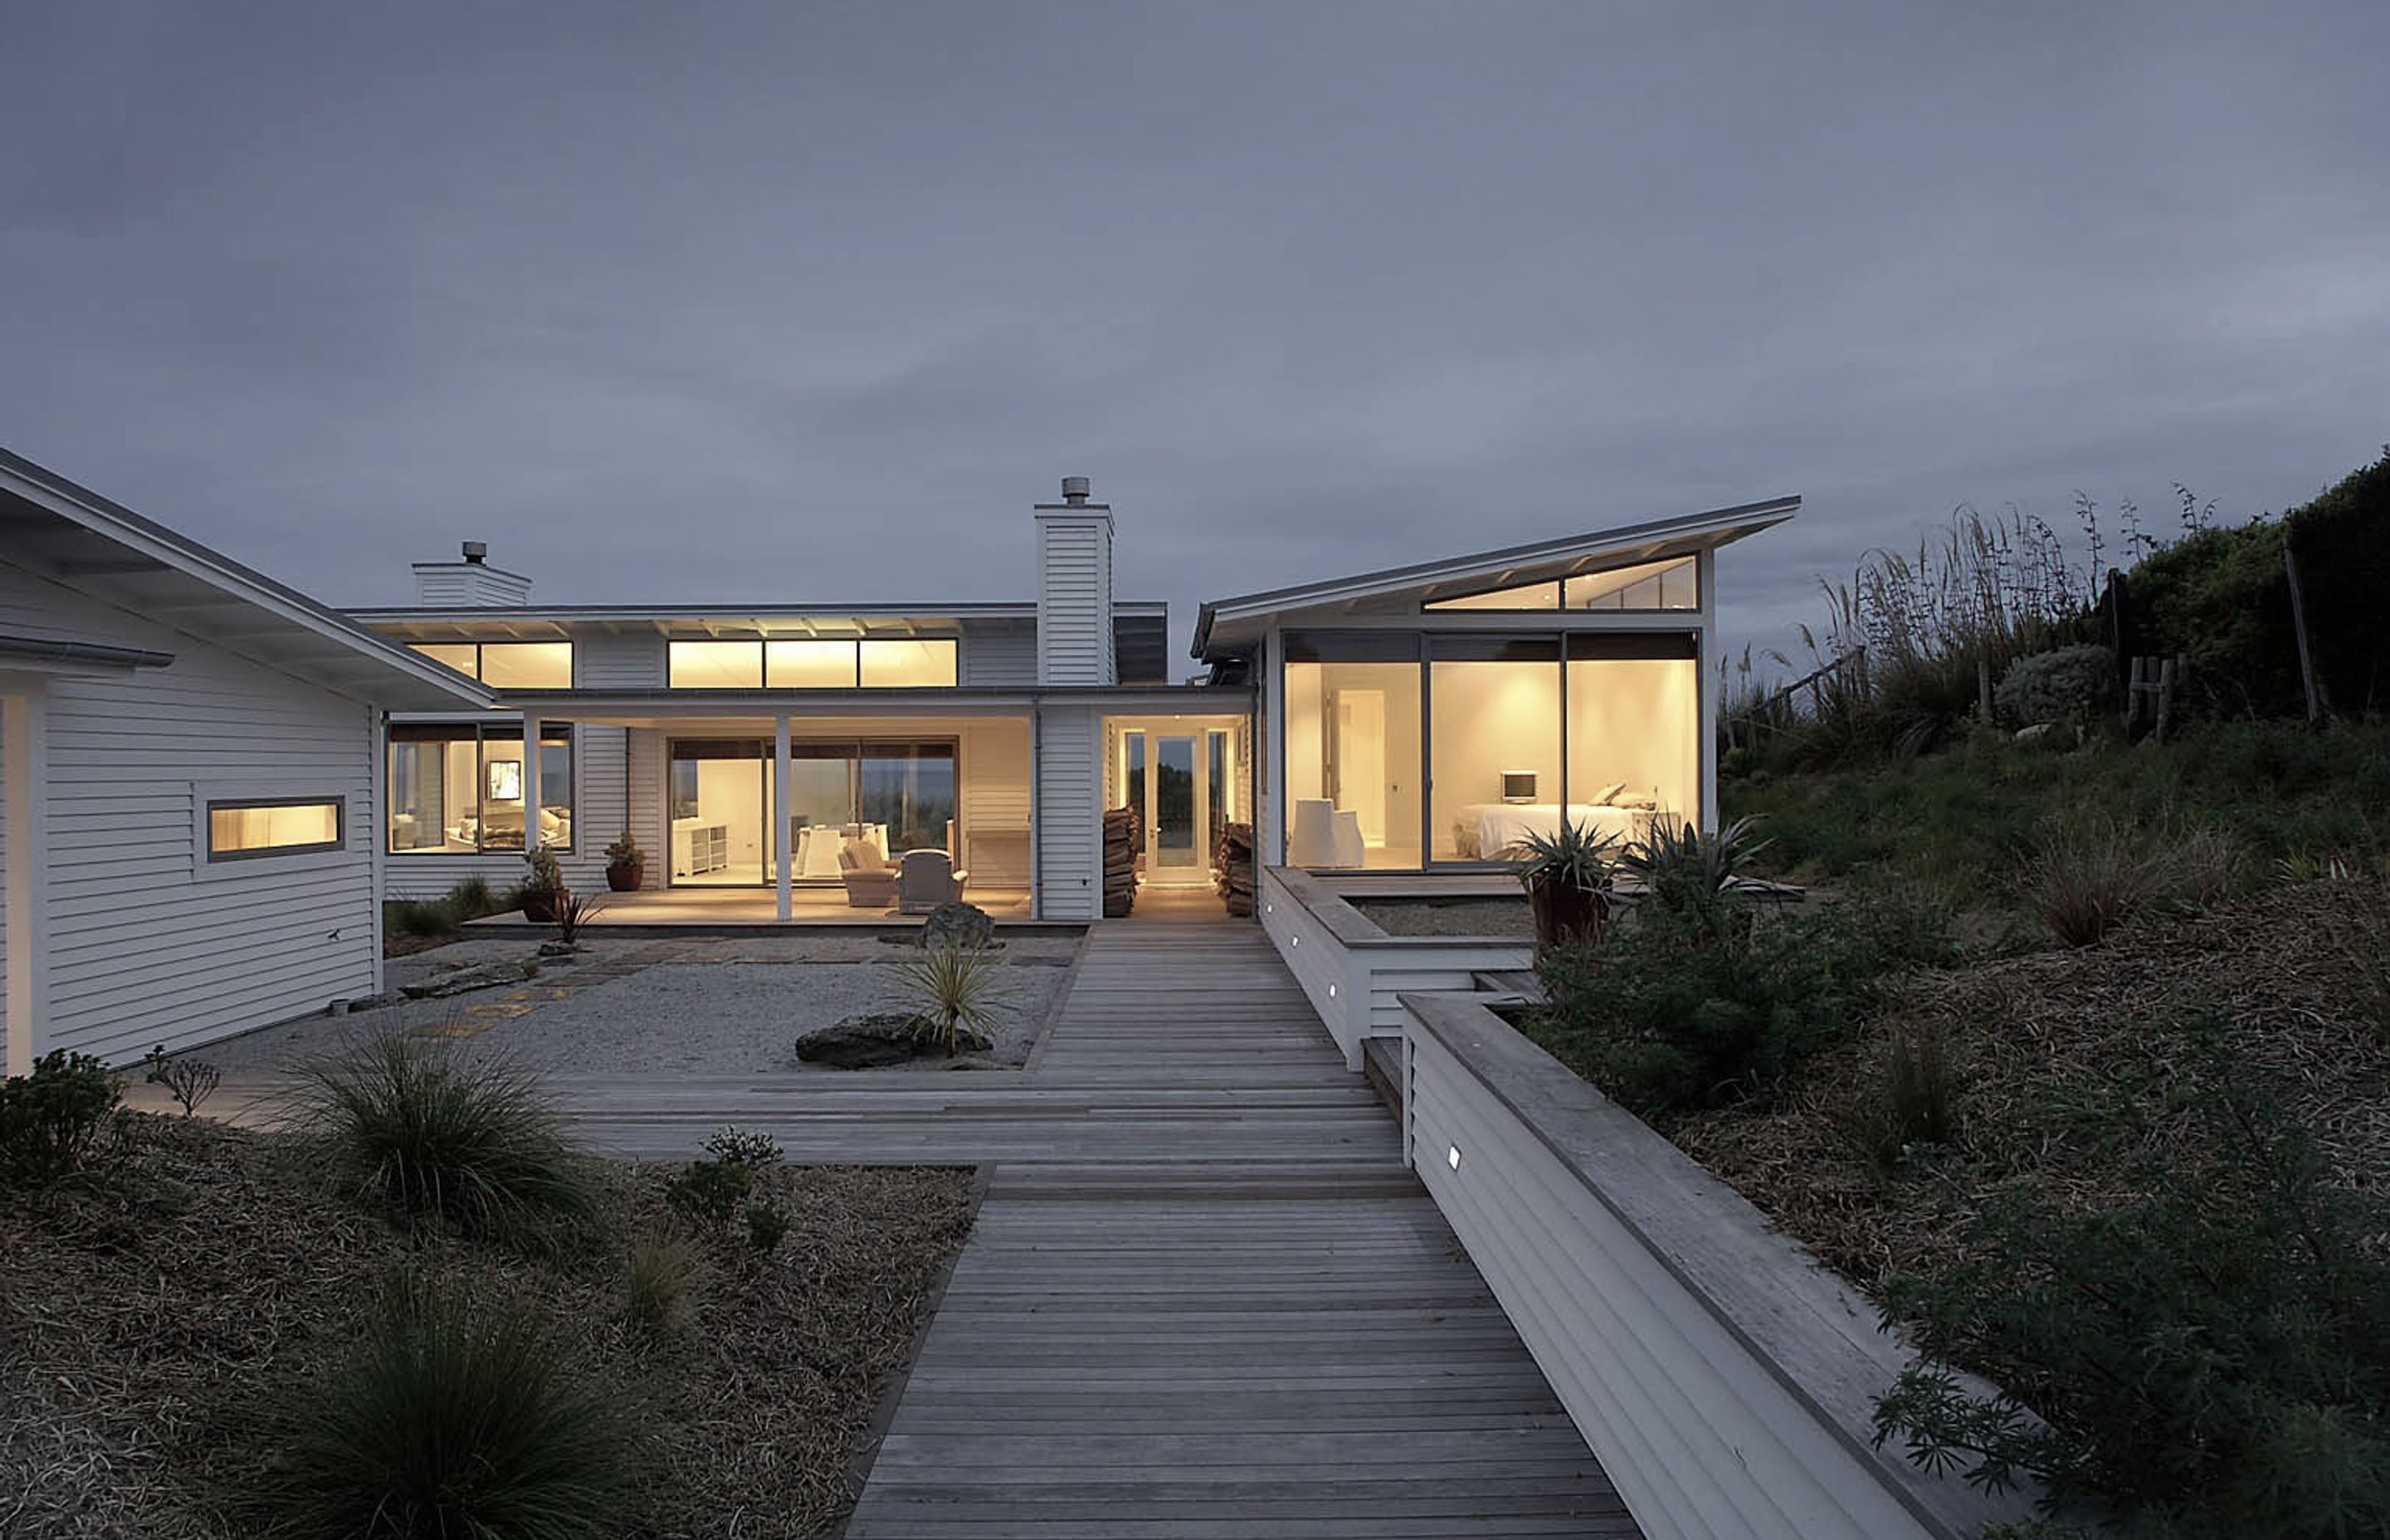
[1447,1145,1463,1171]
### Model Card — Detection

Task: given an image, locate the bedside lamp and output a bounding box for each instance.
[1502,771,1538,804]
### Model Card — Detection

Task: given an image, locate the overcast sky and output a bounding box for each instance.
[5,1,2385,676]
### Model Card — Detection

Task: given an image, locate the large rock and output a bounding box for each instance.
[920,900,997,952]
[400,959,537,1000]
[795,1012,993,1069]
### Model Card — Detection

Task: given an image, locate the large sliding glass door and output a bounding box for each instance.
[668,738,957,887]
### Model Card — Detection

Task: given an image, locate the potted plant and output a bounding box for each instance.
[1510,820,1619,956]
[603,831,646,892]
[521,847,568,924]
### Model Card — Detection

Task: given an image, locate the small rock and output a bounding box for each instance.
[2013,722,2056,743]
[794,1012,993,1068]
[921,901,998,952]
[537,940,580,958]
[400,960,537,1000]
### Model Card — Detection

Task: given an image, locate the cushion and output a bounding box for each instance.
[1593,781,1627,806]
[841,837,890,870]
[1614,791,1657,810]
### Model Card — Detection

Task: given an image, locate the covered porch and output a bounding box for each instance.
[491,693,1036,923]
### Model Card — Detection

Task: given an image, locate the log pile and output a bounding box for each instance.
[1214,821,1256,918]
[1103,805,1139,918]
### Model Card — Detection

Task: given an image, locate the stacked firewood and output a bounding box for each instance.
[1214,821,1256,918]
[1102,806,1139,917]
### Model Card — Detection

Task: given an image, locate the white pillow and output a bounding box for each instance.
[1593,781,1627,806]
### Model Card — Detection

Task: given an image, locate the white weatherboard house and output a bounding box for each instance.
[0,447,1792,1066]
[0,450,489,1075]
[351,480,1793,918]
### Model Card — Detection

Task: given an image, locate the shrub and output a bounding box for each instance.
[625,1226,706,1336]
[744,1203,792,1255]
[143,1044,222,1118]
[663,1159,751,1235]
[890,945,1009,1055]
[388,899,458,939]
[242,1270,649,1538]
[446,875,497,919]
[702,1125,784,1172]
[0,1050,121,1184]
[1533,885,1955,1114]
[1993,645,2116,729]
[1872,1029,2390,1536]
[1622,815,1771,943]
[524,848,565,895]
[292,1031,602,1245]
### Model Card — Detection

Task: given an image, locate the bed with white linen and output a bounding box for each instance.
[1454,802,1649,860]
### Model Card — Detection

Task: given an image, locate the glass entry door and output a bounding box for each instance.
[1120,729,1214,885]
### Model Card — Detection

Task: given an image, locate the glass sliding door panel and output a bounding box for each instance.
[1122,731,1146,840]
[1154,736,1197,869]
[669,739,769,885]
[859,743,956,856]
[1428,640,1563,863]
[1283,660,1423,869]
[1568,642,1700,831]
[783,745,855,880]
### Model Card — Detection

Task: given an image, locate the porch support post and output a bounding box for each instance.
[521,712,542,853]
[773,714,793,923]
[4,690,49,1076]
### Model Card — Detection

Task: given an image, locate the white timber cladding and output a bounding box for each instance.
[959,622,1036,686]
[1399,997,2030,1540]
[1257,866,1534,1068]
[1032,704,1100,919]
[1035,509,1115,685]
[0,558,385,1065]
[410,562,532,607]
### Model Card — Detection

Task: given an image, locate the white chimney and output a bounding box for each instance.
[412,541,533,607]
[1035,476,1115,685]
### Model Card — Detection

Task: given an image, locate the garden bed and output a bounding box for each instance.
[0,1115,974,1539]
[1348,895,1532,938]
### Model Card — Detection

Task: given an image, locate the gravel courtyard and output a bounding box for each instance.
[196,932,1085,1079]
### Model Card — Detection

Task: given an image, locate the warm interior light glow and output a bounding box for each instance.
[765,639,856,688]
[669,641,764,689]
[476,641,573,689]
[859,638,958,688]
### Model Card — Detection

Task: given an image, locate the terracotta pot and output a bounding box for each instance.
[605,862,644,893]
[522,888,566,924]
[1525,876,1610,955]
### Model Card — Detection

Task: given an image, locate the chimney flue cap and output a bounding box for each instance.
[461,541,488,564]
[1060,475,1091,504]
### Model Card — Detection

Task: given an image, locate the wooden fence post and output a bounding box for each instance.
[2283,536,2333,726]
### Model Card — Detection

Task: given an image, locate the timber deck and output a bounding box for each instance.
[836,921,1637,1538]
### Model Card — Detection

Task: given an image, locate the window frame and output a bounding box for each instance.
[203,794,348,863]
[667,636,960,690]
[404,640,575,688]
[388,721,576,855]
[1423,555,1700,613]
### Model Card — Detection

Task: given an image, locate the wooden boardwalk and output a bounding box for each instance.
[840,921,1638,1538]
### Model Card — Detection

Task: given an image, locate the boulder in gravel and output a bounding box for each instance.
[401,959,537,1000]
[795,1011,993,1068]
[920,901,997,952]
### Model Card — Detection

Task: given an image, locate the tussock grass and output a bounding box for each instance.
[290,1031,603,1246]
[625,1226,708,1338]
[237,1269,651,1539]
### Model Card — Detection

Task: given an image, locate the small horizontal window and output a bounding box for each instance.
[207,797,345,860]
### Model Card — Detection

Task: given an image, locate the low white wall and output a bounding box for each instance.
[1257,865,1533,1068]
[1399,993,2037,1540]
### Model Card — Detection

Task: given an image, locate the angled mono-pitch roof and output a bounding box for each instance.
[1193,495,1799,658]
[0,447,493,710]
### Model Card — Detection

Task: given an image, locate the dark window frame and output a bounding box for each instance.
[206,795,347,862]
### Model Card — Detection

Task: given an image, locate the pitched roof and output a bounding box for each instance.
[1193,495,1797,657]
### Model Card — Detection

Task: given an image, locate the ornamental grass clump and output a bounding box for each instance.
[890,944,1009,1055]
[292,1030,602,1245]
[241,1269,651,1539]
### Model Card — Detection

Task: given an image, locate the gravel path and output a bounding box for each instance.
[1349,897,1534,938]
[196,933,1082,1078]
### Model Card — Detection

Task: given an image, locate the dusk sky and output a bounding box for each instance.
[5,1,2385,676]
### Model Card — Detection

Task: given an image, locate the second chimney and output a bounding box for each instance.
[412,541,533,607]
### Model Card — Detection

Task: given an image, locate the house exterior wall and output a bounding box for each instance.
[0,558,385,1065]
[1036,507,1116,685]
[1033,703,1100,919]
